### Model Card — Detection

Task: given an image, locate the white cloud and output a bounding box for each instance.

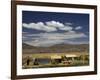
[46,21,64,28]
[22,21,87,47]
[75,26,82,30]
[59,26,73,31]
[23,32,87,47]
[23,22,57,32]
[22,36,27,39]
[41,32,86,40]
[22,32,29,36]
[65,41,89,44]
[25,39,64,47]
[22,23,28,28]
[65,22,73,25]
[22,21,73,32]
[68,30,76,33]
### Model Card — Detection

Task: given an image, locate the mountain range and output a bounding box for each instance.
[22,43,89,54]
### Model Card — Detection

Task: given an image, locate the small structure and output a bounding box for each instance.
[61,54,79,64]
[65,54,78,61]
[51,55,61,59]
[51,55,62,64]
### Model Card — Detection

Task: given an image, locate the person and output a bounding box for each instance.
[26,56,30,66]
[34,59,39,65]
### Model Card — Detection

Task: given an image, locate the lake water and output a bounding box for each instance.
[37,59,51,64]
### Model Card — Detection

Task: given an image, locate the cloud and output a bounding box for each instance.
[46,21,64,28]
[68,30,76,33]
[22,21,88,47]
[23,22,57,32]
[23,21,73,32]
[26,39,64,47]
[65,22,73,25]
[59,26,73,31]
[23,32,87,47]
[64,40,89,44]
[75,26,82,30]
[41,32,86,40]
[22,32,28,34]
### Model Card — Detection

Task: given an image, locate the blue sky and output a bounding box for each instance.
[22,11,89,47]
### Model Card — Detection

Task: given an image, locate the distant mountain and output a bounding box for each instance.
[50,43,89,48]
[22,43,35,49]
[22,43,89,54]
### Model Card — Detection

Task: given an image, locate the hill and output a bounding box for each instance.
[22,43,89,54]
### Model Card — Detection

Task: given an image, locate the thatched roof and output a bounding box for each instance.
[65,54,78,57]
[51,55,61,59]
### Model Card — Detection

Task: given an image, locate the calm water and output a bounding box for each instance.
[37,59,51,64]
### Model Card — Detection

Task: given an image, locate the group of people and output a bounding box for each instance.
[26,56,39,66]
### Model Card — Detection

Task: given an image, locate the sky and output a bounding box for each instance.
[22,11,89,47]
